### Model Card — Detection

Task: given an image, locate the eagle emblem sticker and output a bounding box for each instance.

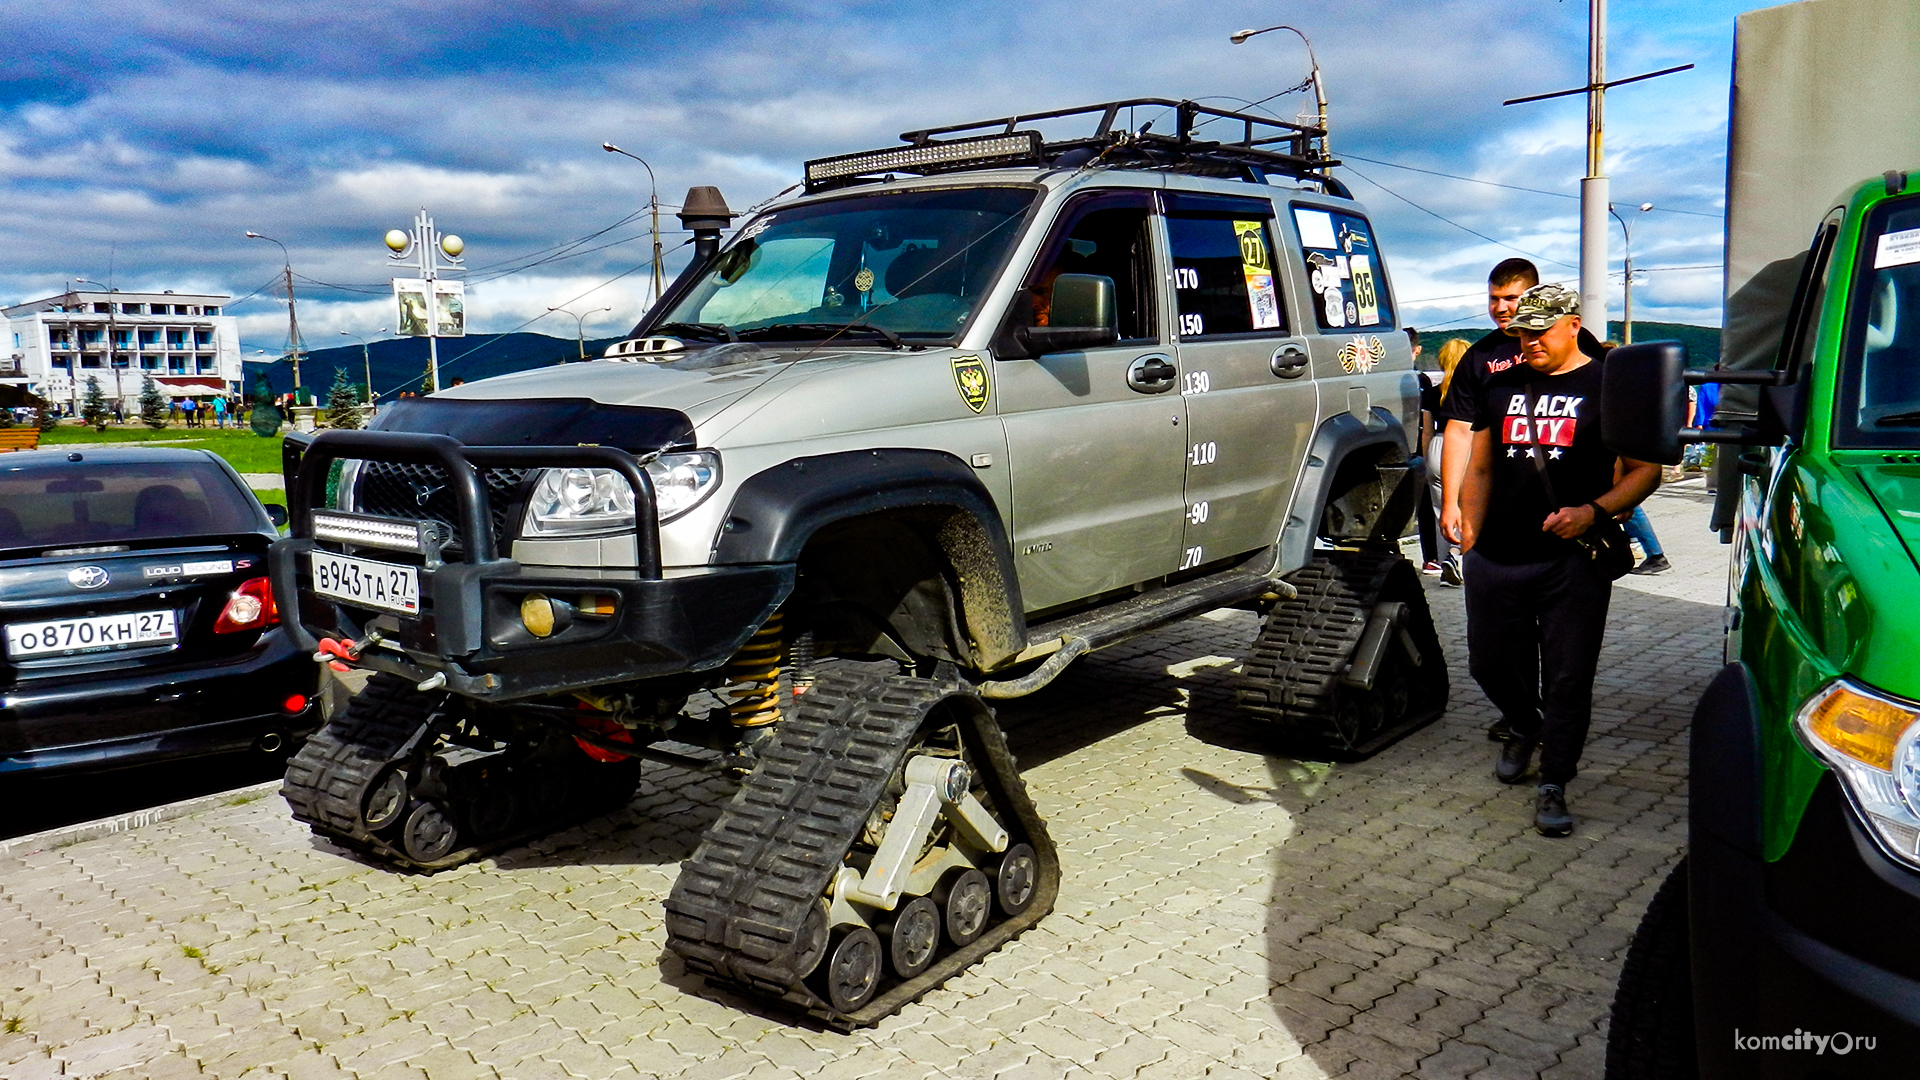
[951,354,991,413]
[1337,335,1387,374]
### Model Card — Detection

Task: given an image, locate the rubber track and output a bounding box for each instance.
[1237,550,1447,756]
[665,668,1058,1028]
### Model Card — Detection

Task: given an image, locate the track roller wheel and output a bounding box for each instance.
[810,926,884,1013]
[401,801,460,863]
[361,767,409,831]
[466,783,520,842]
[936,867,992,947]
[994,843,1039,917]
[881,896,942,980]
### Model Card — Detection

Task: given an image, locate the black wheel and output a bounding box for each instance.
[883,895,941,980]
[936,867,991,947]
[791,900,830,980]
[1604,858,1697,1079]
[465,784,519,841]
[810,926,883,1013]
[401,801,459,863]
[360,767,409,831]
[994,844,1038,917]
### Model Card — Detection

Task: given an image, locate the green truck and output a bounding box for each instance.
[1604,1,1920,1075]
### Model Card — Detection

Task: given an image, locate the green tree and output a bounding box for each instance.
[34,405,57,431]
[325,368,362,429]
[139,375,168,429]
[81,376,110,432]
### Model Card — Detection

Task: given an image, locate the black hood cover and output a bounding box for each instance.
[371,396,697,453]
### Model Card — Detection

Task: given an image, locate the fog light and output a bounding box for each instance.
[282,693,309,713]
[521,593,573,638]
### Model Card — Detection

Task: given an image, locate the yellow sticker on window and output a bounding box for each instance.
[1349,255,1380,327]
[1234,220,1281,330]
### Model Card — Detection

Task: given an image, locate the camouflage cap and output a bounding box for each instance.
[1504,283,1581,333]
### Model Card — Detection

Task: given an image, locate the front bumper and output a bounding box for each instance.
[1692,775,1920,1077]
[0,631,317,776]
[273,430,794,702]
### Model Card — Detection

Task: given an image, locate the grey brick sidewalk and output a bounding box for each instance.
[0,481,1724,1079]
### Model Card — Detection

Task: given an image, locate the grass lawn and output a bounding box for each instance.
[40,423,287,475]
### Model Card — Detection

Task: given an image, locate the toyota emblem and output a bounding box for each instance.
[67,566,110,590]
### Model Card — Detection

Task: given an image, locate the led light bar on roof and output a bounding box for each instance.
[805,132,1042,184]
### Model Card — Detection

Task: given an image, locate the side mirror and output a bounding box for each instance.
[1601,341,1688,465]
[263,503,288,528]
[1018,273,1120,354]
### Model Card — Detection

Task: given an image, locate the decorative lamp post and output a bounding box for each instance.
[1610,202,1653,344]
[547,305,613,361]
[1230,24,1330,158]
[602,143,666,307]
[383,211,466,393]
[244,232,305,402]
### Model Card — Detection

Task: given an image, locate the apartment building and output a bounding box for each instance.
[3,288,242,413]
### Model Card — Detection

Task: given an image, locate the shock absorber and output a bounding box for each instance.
[726,613,785,730]
[789,627,816,698]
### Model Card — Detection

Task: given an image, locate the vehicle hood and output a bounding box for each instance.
[1853,461,1920,577]
[434,343,862,430]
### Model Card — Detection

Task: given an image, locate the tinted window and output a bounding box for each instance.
[1291,205,1394,331]
[1020,193,1158,343]
[1838,196,1920,447]
[1168,211,1285,338]
[0,460,258,550]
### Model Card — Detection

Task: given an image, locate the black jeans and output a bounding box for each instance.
[1463,548,1612,787]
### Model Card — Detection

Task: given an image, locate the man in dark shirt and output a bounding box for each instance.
[1459,284,1661,836]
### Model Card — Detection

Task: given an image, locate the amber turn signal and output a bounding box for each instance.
[1802,682,1919,770]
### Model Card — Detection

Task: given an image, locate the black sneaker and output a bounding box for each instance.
[1629,554,1671,575]
[1439,559,1463,587]
[1487,717,1514,742]
[1495,736,1538,784]
[1535,784,1573,836]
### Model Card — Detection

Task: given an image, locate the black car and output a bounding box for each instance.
[0,446,317,775]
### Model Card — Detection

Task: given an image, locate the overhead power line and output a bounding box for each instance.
[1339,152,1723,219]
[1339,165,1580,271]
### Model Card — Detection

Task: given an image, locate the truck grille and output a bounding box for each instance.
[352,462,533,556]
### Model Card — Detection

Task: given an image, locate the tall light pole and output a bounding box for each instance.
[1229,24,1329,158]
[1611,202,1653,344]
[245,232,305,403]
[547,305,612,361]
[69,278,121,417]
[602,143,666,307]
[383,210,465,394]
[339,328,387,403]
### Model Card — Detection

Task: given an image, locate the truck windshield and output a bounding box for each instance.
[651,187,1036,343]
[1839,196,1920,447]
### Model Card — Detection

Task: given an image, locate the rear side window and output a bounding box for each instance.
[1291,205,1394,331]
[1166,203,1286,338]
[0,460,258,550]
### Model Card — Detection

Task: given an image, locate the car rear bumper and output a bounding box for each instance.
[0,633,318,776]
[1692,776,1920,1077]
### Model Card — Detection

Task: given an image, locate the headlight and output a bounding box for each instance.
[1796,678,1920,863]
[520,451,721,538]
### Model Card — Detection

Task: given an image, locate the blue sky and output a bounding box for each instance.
[2,0,1775,352]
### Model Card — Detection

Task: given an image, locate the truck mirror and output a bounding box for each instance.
[1602,341,1688,465]
[1018,273,1120,354]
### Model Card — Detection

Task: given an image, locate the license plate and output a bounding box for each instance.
[309,551,420,615]
[6,610,178,658]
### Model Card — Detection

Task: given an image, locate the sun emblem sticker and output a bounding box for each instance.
[854,267,875,294]
[951,354,991,413]
[1337,335,1387,374]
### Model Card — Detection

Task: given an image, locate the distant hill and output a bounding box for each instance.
[1417,322,1720,367]
[252,332,628,401]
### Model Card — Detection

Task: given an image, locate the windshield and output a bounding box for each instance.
[0,459,259,550]
[652,187,1037,342]
[1839,195,1920,447]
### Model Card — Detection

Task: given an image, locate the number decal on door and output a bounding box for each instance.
[1187,501,1210,525]
[1179,546,1204,570]
[1188,441,1217,466]
[1180,370,1210,395]
[1179,313,1205,337]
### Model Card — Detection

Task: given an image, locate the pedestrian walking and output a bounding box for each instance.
[1427,338,1470,582]
[1458,284,1662,836]
[213,395,227,428]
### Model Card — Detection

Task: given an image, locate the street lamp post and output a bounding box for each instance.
[338,328,387,404]
[68,278,121,418]
[1229,24,1330,158]
[547,306,613,361]
[383,211,465,394]
[1610,202,1653,344]
[602,143,666,307]
[245,232,305,403]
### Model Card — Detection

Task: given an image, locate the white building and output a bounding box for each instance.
[3,288,242,414]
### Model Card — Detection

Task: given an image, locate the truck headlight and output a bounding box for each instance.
[521,451,721,537]
[1796,678,1920,863]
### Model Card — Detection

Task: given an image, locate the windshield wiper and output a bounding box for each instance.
[736,322,905,350]
[1871,411,1920,426]
[650,321,738,343]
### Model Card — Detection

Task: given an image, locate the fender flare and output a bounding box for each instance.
[1276,408,1417,575]
[712,448,1027,665]
[1691,661,1763,858]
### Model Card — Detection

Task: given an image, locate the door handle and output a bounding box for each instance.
[1270,343,1310,379]
[1127,354,1177,394]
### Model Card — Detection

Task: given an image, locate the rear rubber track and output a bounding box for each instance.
[665,668,1058,1028]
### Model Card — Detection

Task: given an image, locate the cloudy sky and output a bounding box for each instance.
[3,0,1771,353]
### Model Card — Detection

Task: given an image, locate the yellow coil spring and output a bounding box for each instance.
[726,613,784,728]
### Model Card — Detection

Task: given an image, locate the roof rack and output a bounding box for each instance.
[802,98,1345,196]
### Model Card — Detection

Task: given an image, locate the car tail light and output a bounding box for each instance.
[215,577,279,634]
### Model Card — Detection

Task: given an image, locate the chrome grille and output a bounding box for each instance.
[351,462,532,555]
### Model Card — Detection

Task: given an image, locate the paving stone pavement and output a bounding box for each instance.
[0,480,1727,1079]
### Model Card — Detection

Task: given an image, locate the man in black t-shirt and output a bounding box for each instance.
[1459,284,1661,837]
